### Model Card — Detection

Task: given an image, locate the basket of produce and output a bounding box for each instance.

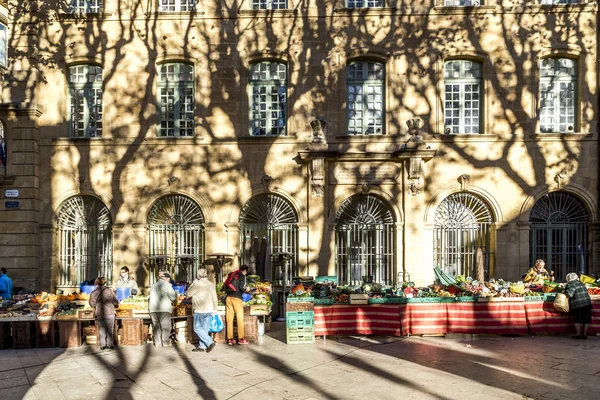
[115,308,133,318]
[56,310,79,320]
[334,294,349,304]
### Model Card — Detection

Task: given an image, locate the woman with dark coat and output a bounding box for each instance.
[89,277,120,350]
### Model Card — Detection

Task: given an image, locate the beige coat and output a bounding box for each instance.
[186,278,218,314]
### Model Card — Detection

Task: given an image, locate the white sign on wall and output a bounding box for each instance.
[4,189,19,198]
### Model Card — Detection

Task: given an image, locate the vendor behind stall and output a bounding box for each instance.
[116,266,139,295]
[523,259,554,284]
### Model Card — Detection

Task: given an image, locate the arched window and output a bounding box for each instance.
[57,196,112,286]
[147,195,205,284]
[444,59,482,134]
[158,63,195,137]
[336,195,394,285]
[434,192,493,278]
[159,0,196,12]
[239,194,298,284]
[347,61,384,135]
[540,57,577,133]
[68,65,103,138]
[529,191,588,280]
[249,61,287,136]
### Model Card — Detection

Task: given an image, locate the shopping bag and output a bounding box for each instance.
[209,314,224,333]
[554,292,570,313]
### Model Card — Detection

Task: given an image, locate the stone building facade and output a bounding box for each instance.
[0,0,598,292]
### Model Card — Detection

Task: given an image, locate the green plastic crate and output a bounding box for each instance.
[314,298,334,305]
[383,297,407,304]
[543,294,557,301]
[287,332,315,344]
[524,295,544,301]
[287,326,314,334]
[286,311,314,318]
[455,296,478,302]
[368,298,386,304]
[407,297,455,303]
[287,297,314,303]
[287,318,314,328]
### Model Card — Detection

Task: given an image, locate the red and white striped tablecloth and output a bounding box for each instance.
[399,303,449,335]
[314,305,401,336]
[446,302,529,335]
[523,301,573,334]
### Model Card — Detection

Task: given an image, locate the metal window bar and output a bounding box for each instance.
[148,224,204,285]
[58,226,112,286]
[529,222,588,281]
[336,223,394,286]
[433,223,491,278]
[239,223,298,286]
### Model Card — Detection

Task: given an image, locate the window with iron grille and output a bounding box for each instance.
[0,23,7,68]
[444,0,483,5]
[57,196,112,287]
[159,0,196,12]
[347,61,384,135]
[539,58,577,133]
[347,0,384,8]
[444,60,482,134]
[68,65,103,138]
[158,63,195,137]
[239,194,298,284]
[68,0,103,13]
[336,195,395,285]
[252,0,287,9]
[434,192,493,278]
[147,195,205,285]
[529,191,588,281]
[249,61,287,136]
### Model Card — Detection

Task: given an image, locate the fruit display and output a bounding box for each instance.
[119,296,149,310]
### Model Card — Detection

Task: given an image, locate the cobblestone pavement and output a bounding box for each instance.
[0,323,598,400]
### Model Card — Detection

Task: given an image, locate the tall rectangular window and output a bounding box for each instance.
[444,0,483,5]
[0,23,6,68]
[444,60,482,134]
[347,0,384,8]
[158,63,195,137]
[69,65,103,138]
[252,0,287,9]
[159,0,196,12]
[249,62,287,136]
[69,0,104,13]
[540,58,577,133]
[540,0,578,4]
[347,61,384,135]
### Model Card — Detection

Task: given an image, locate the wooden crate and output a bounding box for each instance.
[11,321,33,349]
[225,315,258,343]
[58,320,82,348]
[120,319,143,346]
[115,309,133,318]
[36,320,57,348]
[78,309,94,320]
[0,322,7,349]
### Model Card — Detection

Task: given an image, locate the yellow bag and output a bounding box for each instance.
[580,275,596,285]
[553,293,570,313]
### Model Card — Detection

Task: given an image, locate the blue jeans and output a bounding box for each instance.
[193,313,213,349]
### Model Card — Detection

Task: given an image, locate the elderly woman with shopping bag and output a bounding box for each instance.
[187,268,219,353]
[565,273,593,340]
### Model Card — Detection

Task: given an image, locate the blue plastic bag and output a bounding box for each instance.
[209,314,224,333]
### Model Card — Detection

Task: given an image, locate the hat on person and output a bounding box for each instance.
[162,272,171,279]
